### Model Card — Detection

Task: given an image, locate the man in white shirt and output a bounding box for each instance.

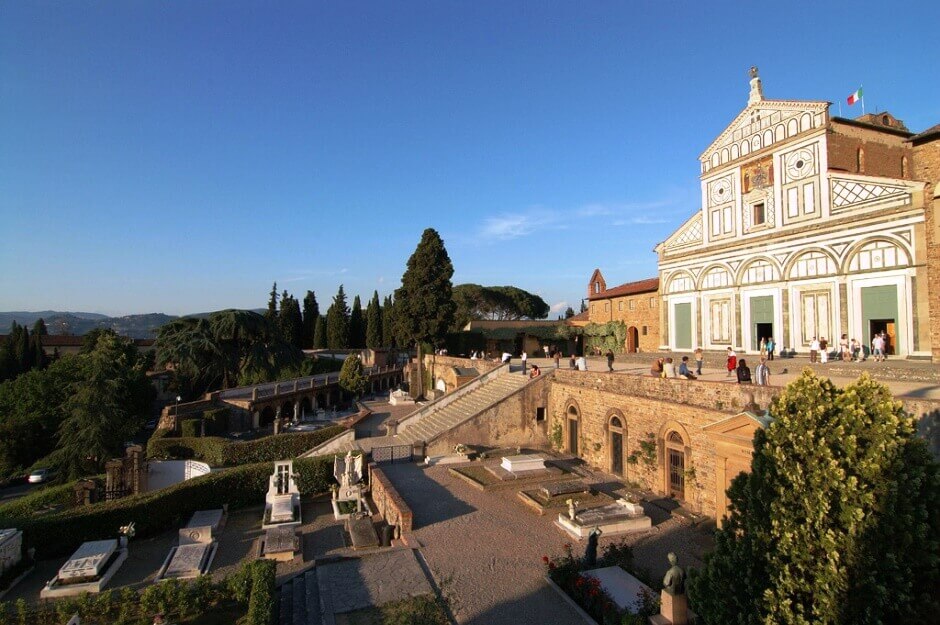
[809,337,820,363]
[755,358,770,386]
[872,333,885,362]
[576,356,587,371]
[521,351,527,374]
[501,352,512,364]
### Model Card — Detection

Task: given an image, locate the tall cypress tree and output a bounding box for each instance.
[349,295,364,349]
[264,282,279,327]
[14,324,32,373]
[313,315,327,349]
[279,294,304,349]
[382,295,396,348]
[366,291,382,349]
[302,291,319,349]
[394,228,455,397]
[326,285,350,349]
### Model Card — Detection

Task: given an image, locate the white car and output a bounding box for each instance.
[28,468,51,484]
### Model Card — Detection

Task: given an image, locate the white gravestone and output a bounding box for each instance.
[500,454,545,473]
[263,460,301,528]
[333,451,363,501]
[58,540,117,580]
[163,543,211,579]
[185,509,225,532]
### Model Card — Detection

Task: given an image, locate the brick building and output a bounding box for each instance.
[585,270,660,352]
[656,69,937,358]
[908,124,940,362]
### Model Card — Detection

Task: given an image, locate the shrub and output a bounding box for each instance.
[180,418,202,438]
[246,559,276,625]
[0,456,334,559]
[202,408,230,436]
[147,425,344,467]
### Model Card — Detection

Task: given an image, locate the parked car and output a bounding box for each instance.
[28,468,52,484]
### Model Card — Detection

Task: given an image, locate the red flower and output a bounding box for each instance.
[542,555,549,564]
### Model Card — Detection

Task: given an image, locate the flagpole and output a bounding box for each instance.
[861,85,865,115]
[838,101,842,117]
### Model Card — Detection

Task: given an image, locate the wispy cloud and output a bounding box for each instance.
[612,215,672,226]
[281,267,349,283]
[550,300,569,313]
[479,210,564,241]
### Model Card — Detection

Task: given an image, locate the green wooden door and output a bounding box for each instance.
[861,285,899,350]
[674,302,692,350]
[750,296,774,349]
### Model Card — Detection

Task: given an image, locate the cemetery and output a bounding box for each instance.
[262,460,302,529]
[40,529,131,599]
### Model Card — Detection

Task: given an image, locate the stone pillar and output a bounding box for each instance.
[252,387,258,401]
[293,401,300,421]
[274,383,280,395]
[293,380,299,392]
[252,411,260,429]
[649,590,689,625]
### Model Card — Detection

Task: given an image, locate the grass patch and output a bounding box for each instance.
[180,601,245,624]
[337,500,358,515]
[335,594,449,625]
[449,462,567,491]
[518,489,615,515]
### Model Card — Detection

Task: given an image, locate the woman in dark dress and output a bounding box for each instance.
[736,358,752,384]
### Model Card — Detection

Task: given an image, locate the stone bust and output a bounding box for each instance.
[749,65,759,79]
[662,552,685,595]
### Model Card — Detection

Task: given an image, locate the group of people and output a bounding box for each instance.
[724,347,771,385]
[650,355,698,380]
[808,332,890,363]
[649,348,770,385]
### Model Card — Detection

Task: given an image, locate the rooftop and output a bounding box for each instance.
[588,277,660,301]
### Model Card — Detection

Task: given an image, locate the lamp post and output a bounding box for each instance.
[175,395,181,418]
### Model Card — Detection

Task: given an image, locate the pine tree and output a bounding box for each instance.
[349,295,364,348]
[313,315,327,349]
[302,291,319,349]
[326,285,350,349]
[394,228,455,397]
[338,354,368,398]
[264,282,279,326]
[14,325,32,373]
[688,371,940,625]
[366,291,382,349]
[0,341,16,383]
[564,307,576,319]
[382,295,396,348]
[29,329,46,371]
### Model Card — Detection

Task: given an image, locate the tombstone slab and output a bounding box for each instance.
[270,496,295,523]
[584,566,653,613]
[554,500,652,540]
[0,529,23,576]
[58,540,117,580]
[262,527,299,561]
[500,454,545,473]
[163,543,212,579]
[41,540,128,598]
[539,480,588,499]
[347,516,379,550]
[185,509,226,532]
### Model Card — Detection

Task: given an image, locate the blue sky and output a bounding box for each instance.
[2,1,938,317]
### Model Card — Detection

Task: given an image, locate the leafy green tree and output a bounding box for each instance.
[349,295,364,348]
[394,228,455,398]
[30,318,48,370]
[313,315,327,349]
[12,323,32,374]
[302,290,319,348]
[338,354,368,398]
[326,285,350,349]
[452,283,549,329]
[50,333,154,479]
[688,371,940,625]
[0,340,16,383]
[80,327,119,354]
[382,295,396,348]
[564,306,576,319]
[279,293,304,349]
[366,291,382,349]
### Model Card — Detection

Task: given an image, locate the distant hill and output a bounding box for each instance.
[0,309,266,339]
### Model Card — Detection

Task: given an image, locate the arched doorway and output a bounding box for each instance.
[609,414,625,476]
[665,431,686,500]
[566,404,580,456]
[626,327,639,353]
[299,397,312,419]
[280,401,294,421]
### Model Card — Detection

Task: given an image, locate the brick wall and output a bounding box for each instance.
[828,122,913,177]
[587,293,661,352]
[912,136,940,362]
[368,463,414,536]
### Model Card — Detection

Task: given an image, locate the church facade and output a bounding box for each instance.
[656,70,935,358]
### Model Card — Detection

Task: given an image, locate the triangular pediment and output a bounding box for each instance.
[829,173,920,213]
[703,411,772,439]
[700,100,829,163]
[657,212,703,253]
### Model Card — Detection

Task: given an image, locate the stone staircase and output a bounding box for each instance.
[277,568,321,625]
[395,372,529,445]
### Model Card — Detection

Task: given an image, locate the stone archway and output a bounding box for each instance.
[608,412,626,476]
[299,397,312,419]
[664,430,687,500]
[565,402,581,456]
[260,406,276,427]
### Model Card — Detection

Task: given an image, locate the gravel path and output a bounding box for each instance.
[380,462,711,625]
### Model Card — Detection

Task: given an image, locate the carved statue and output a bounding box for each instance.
[566,498,580,521]
[662,552,686,595]
[344,450,357,486]
[584,526,602,566]
[749,65,759,79]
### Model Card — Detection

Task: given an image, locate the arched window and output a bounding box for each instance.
[902,156,908,178]
[848,240,910,272]
[566,404,581,456]
[741,259,779,284]
[857,147,865,173]
[665,431,687,500]
[609,413,626,476]
[667,431,683,443]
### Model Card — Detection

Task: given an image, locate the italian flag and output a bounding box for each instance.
[847,87,863,105]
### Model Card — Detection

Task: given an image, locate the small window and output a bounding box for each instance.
[536,407,546,422]
[629,300,636,311]
[604,302,609,312]
[618,301,623,311]
[594,281,600,294]
[592,304,596,314]
[642,326,648,336]
[753,202,766,225]
[649,297,656,308]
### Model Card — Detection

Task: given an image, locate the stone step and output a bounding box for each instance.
[305,570,321,625]
[292,574,306,625]
[279,579,293,625]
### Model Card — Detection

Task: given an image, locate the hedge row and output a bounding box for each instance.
[146,425,344,467]
[245,559,277,625]
[0,456,335,559]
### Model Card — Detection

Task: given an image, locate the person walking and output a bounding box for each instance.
[553,351,561,369]
[809,337,820,363]
[850,338,860,361]
[839,334,850,361]
[569,353,577,369]
[694,347,704,375]
[819,337,829,364]
[755,358,770,386]
[521,350,527,374]
[766,336,775,361]
[605,349,615,372]
[736,358,752,384]
[726,347,737,377]
[872,333,885,362]
[759,337,767,359]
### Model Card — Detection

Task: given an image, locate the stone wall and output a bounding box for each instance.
[368,463,413,536]
[426,373,553,456]
[587,292,661,353]
[423,354,501,393]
